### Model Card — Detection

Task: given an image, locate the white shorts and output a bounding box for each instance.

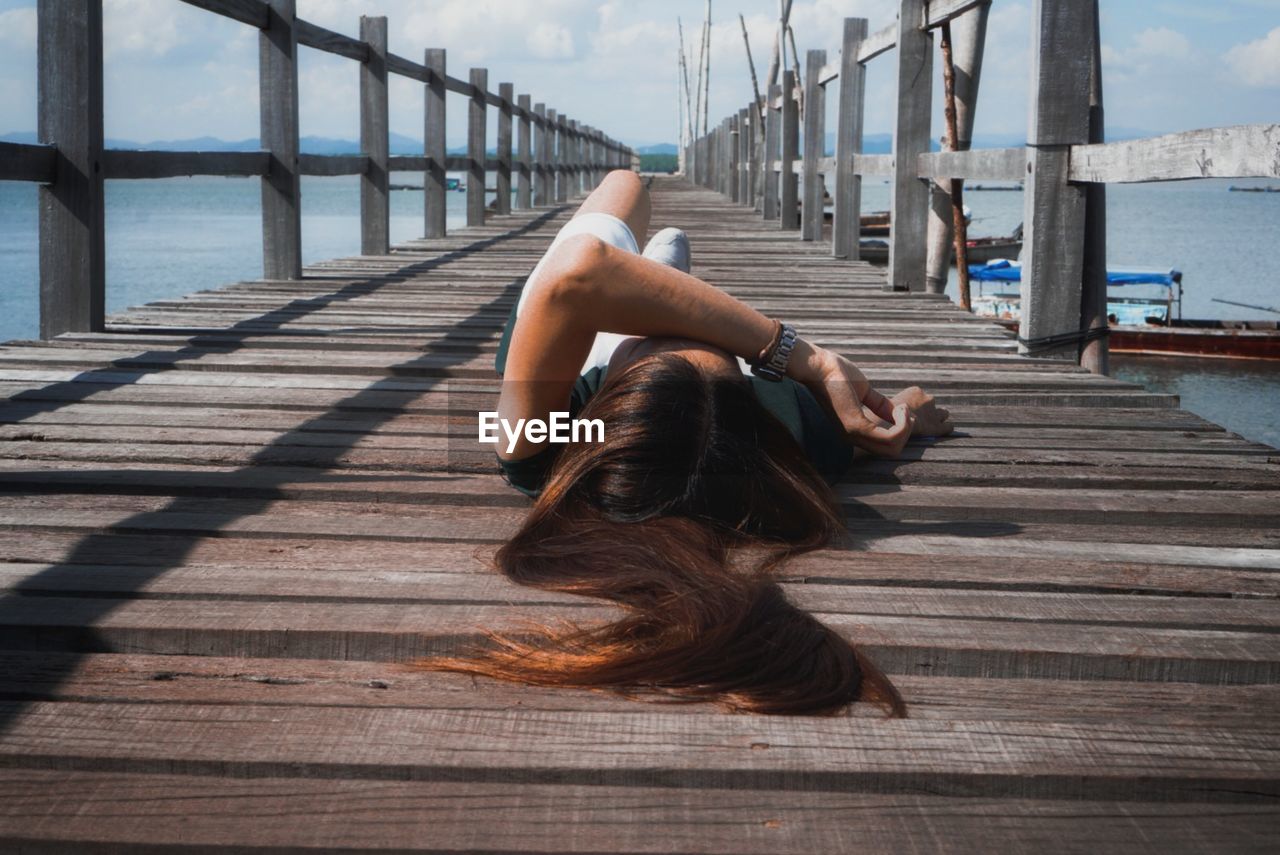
[516,212,640,374]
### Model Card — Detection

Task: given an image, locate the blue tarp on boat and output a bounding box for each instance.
[967,259,1181,286]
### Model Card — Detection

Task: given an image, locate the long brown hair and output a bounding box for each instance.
[420,353,905,716]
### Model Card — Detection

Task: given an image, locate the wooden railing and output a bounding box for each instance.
[0,0,635,339]
[687,0,1279,371]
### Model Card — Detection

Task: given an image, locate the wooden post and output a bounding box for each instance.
[495,82,513,215]
[259,0,302,280]
[763,83,781,220]
[728,115,740,202]
[533,103,548,205]
[466,68,487,226]
[37,0,104,337]
[1080,0,1108,374]
[552,112,567,203]
[801,49,827,241]
[887,0,932,291]
[516,94,532,208]
[358,15,389,256]
[833,17,867,260]
[780,70,799,230]
[925,4,988,293]
[1019,0,1093,360]
[424,48,446,238]
[569,120,581,196]
[747,102,761,211]
[738,106,750,204]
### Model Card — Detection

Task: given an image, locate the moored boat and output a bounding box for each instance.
[967,260,1280,360]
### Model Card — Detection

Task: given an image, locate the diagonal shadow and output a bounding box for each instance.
[0,206,571,733]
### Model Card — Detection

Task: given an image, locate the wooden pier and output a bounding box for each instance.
[0,177,1277,850]
[3,0,1280,849]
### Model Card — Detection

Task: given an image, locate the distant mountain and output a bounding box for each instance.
[5,127,1158,158]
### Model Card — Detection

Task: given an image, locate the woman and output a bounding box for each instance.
[426,171,952,716]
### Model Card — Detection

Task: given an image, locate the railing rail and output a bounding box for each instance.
[5,0,636,339]
[686,0,1279,371]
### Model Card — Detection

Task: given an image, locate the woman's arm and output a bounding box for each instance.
[497,234,920,459]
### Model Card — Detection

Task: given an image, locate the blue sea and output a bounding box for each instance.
[1,173,1278,447]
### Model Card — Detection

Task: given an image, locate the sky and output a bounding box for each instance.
[0,0,1277,148]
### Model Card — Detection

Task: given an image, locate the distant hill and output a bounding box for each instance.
[4,127,1158,158]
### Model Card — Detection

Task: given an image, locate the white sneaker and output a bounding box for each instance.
[641,227,691,274]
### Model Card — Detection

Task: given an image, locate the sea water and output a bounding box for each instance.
[0,174,1277,447]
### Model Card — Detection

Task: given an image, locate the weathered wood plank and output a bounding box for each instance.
[1070,124,1280,183]
[295,18,369,62]
[1,701,1277,802]
[3,771,1276,854]
[0,141,56,182]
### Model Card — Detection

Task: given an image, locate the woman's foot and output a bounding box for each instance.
[642,227,691,273]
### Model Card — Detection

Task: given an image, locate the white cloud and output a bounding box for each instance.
[1224,26,1280,87]
[1132,26,1192,56]
[0,7,36,50]
[104,0,187,58]
[527,21,575,60]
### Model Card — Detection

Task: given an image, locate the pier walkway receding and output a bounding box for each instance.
[0,176,1276,851]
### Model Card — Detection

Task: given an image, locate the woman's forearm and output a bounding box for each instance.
[568,235,830,385]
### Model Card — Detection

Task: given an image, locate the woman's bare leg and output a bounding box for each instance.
[571,170,651,247]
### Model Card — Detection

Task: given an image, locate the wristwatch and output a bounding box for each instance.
[750,322,797,382]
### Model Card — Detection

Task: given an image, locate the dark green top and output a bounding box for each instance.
[492,299,852,498]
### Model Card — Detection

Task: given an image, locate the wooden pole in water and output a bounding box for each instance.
[925,3,987,295]
[739,13,763,138]
[1080,0,1109,374]
[940,22,972,311]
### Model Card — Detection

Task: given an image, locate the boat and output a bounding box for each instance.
[834,208,1022,265]
[966,260,1280,360]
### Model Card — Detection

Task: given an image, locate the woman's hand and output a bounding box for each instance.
[793,345,915,457]
[891,386,954,438]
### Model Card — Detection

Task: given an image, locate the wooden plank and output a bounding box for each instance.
[295,18,368,62]
[857,21,897,63]
[1069,124,1280,183]
[100,149,269,179]
[467,67,487,227]
[801,50,827,241]
[4,771,1277,854]
[925,0,992,29]
[779,71,799,230]
[4,651,1279,727]
[358,15,389,255]
[176,0,268,29]
[385,51,428,83]
[0,141,56,182]
[258,0,302,281]
[833,18,867,259]
[918,147,1022,181]
[36,0,105,338]
[423,48,446,238]
[1,701,1277,803]
[887,0,933,292]
[297,153,366,176]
